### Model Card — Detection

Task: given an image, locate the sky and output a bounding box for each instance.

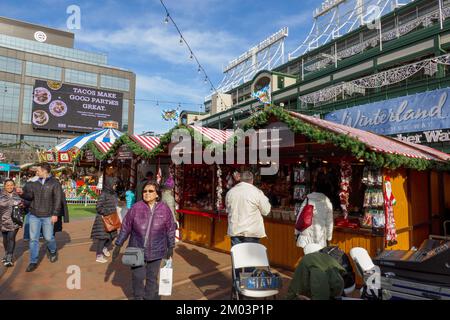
[0,0,320,134]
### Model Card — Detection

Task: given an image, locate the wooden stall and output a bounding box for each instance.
[176,108,450,272]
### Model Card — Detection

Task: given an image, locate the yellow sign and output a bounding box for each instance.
[102,121,119,129]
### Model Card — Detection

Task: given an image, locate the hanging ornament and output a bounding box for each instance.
[384,176,398,247]
[339,160,352,220]
[216,165,223,210]
[161,109,180,122]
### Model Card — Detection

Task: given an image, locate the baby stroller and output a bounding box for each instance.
[230,243,280,300]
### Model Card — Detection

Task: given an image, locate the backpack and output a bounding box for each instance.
[295,197,314,232]
[320,246,355,289]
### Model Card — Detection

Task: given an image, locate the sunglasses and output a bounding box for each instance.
[143,189,156,194]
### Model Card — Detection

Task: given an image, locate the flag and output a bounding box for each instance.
[251,85,271,105]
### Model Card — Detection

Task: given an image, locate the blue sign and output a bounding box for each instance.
[324,88,450,135]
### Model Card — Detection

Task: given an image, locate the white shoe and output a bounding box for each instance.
[96,255,108,263]
[102,247,111,257]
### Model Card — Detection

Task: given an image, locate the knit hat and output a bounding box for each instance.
[163,176,174,189]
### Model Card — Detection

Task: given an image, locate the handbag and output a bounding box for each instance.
[295,197,314,232]
[101,212,121,232]
[239,268,282,290]
[158,258,173,296]
[11,205,24,227]
[122,210,154,267]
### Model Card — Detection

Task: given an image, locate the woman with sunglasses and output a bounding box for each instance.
[113,181,176,300]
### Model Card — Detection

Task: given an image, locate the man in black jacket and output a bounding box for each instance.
[18,162,63,272]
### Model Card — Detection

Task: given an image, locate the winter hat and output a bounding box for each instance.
[163,176,174,189]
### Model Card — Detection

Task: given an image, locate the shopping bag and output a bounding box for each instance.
[158,258,173,296]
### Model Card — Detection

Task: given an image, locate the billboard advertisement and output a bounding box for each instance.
[324,87,450,136]
[32,80,123,133]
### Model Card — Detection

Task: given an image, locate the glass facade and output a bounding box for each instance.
[0,55,22,74]
[0,34,108,66]
[100,74,130,92]
[26,61,62,81]
[65,68,98,86]
[22,135,57,149]
[0,133,18,145]
[22,85,32,124]
[122,99,129,131]
[0,81,20,123]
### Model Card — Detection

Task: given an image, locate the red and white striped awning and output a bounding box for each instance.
[95,141,113,154]
[190,125,234,145]
[288,111,450,162]
[131,135,161,151]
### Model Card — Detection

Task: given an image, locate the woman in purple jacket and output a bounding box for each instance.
[112,181,176,300]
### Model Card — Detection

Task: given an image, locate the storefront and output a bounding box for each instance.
[176,107,450,275]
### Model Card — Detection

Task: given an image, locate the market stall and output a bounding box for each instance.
[175,107,450,273]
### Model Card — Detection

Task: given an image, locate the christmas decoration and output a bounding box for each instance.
[76,184,99,200]
[216,165,223,210]
[339,160,352,219]
[384,176,398,247]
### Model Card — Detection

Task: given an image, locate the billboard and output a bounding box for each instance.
[324,87,450,136]
[32,80,123,133]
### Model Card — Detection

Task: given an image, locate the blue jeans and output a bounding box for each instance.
[231,236,260,247]
[29,214,57,264]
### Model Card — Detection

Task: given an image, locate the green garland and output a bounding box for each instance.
[243,106,450,171]
[71,107,450,171]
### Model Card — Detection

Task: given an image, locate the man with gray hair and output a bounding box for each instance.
[225,171,271,246]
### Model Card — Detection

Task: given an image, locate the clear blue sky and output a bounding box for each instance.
[1,0,319,134]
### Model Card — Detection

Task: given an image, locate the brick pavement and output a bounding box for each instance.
[0,218,293,300]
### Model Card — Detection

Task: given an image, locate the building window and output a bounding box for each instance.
[0,55,22,75]
[278,76,285,90]
[26,62,62,81]
[65,69,98,86]
[0,133,18,145]
[122,99,129,131]
[22,135,57,149]
[22,85,33,124]
[0,81,20,123]
[100,75,130,92]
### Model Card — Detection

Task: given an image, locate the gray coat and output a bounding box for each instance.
[0,191,22,232]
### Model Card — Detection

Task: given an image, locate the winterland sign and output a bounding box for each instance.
[324,88,450,136]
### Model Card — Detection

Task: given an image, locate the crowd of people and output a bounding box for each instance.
[0,162,353,300]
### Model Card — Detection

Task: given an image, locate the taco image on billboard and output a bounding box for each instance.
[47,80,62,90]
[49,100,67,117]
[32,110,49,126]
[33,87,52,105]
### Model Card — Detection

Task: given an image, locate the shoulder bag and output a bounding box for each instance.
[122,209,154,267]
[101,212,122,232]
[11,205,24,227]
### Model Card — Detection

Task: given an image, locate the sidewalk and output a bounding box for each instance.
[0,218,293,300]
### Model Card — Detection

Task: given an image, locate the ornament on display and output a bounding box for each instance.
[216,165,223,210]
[339,160,352,220]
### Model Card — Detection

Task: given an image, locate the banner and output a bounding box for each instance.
[324,88,450,135]
[32,80,123,133]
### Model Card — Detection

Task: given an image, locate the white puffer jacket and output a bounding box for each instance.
[295,192,334,248]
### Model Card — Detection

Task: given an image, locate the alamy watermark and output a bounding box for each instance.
[170,128,281,175]
[66,265,81,290]
[66,5,81,30]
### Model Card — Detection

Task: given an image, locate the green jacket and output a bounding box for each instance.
[285,252,346,300]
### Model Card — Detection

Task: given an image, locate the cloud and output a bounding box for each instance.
[75,18,246,71]
[278,11,313,29]
[136,74,207,102]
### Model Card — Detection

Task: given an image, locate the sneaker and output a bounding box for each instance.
[26,263,38,272]
[96,255,108,263]
[49,251,58,263]
[3,260,14,267]
[1,256,6,263]
[102,247,111,257]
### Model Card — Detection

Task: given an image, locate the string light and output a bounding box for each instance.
[164,13,170,24]
[159,0,230,109]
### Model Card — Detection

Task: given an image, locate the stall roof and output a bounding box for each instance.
[55,128,123,152]
[130,135,161,152]
[288,111,450,162]
[190,125,234,145]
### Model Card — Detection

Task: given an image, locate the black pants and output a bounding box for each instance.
[2,229,19,256]
[131,259,161,300]
[96,238,111,255]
